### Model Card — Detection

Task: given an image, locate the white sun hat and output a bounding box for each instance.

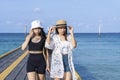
[31,20,43,30]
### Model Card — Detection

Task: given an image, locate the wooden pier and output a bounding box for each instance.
[0,47,81,80]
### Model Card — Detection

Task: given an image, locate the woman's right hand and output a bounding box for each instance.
[48,26,55,34]
[28,30,33,38]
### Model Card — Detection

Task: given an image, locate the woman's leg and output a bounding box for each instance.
[37,58,46,80]
[54,77,60,80]
[38,74,45,80]
[64,72,72,80]
[63,54,72,80]
[27,72,36,80]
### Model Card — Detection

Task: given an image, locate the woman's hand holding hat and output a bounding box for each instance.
[28,30,33,38]
[48,26,55,34]
[68,26,74,34]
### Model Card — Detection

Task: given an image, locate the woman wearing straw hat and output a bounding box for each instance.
[45,20,77,80]
[21,20,49,80]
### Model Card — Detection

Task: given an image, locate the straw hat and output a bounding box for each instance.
[55,20,67,27]
[31,20,43,30]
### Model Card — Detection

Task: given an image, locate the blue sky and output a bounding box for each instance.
[0,0,120,33]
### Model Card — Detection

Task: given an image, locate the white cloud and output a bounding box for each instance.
[85,24,90,28]
[77,23,85,27]
[6,21,13,24]
[16,22,22,26]
[6,20,23,26]
[113,16,117,21]
[84,24,97,28]
[98,19,103,23]
[33,8,41,13]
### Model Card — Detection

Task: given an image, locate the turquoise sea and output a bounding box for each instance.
[0,33,120,80]
[0,33,25,55]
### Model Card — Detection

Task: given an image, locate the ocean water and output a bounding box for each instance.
[74,33,120,80]
[0,33,25,55]
[0,33,120,80]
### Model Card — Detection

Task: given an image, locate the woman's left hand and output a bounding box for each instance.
[68,26,74,34]
[46,66,50,72]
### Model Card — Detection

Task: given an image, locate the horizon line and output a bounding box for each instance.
[0,32,120,34]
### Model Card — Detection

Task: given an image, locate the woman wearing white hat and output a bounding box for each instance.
[21,20,49,80]
[45,20,77,80]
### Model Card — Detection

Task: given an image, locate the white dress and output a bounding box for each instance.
[45,34,77,80]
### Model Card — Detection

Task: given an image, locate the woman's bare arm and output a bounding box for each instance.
[21,30,33,50]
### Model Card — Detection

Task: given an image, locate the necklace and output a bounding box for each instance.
[32,37,41,43]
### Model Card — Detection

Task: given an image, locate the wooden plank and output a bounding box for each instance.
[0,46,21,58]
[0,48,82,80]
[6,56,28,80]
[0,49,25,73]
[0,51,28,80]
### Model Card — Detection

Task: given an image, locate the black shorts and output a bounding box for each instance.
[26,53,46,74]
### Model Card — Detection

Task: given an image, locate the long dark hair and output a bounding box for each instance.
[32,28,46,39]
[55,27,68,40]
[40,28,46,39]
